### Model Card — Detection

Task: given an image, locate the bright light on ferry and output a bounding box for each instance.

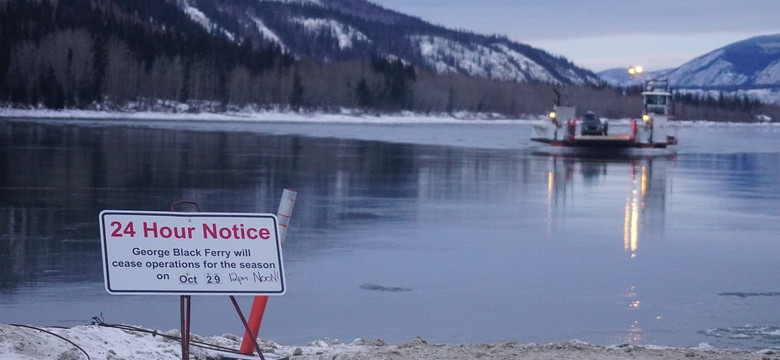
[642,114,651,122]
[549,111,557,119]
[628,65,644,75]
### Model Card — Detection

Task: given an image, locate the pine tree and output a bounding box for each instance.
[356,78,372,108]
[290,71,304,110]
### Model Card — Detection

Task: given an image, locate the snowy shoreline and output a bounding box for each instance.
[0,107,532,125]
[1,323,776,360]
[1,107,777,127]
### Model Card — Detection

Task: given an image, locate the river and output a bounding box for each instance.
[1,118,778,350]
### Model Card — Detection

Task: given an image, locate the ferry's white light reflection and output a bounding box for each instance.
[544,158,671,346]
[624,165,648,258]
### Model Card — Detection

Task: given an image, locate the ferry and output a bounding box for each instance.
[531,79,678,151]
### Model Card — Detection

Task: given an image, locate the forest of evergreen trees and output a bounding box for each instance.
[0,0,294,109]
[0,0,776,121]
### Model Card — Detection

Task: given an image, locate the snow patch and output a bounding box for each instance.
[754,59,780,85]
[180,1,236,42]
[252,17,285,49]
[493,43,558,83]
[410,35,560,83]
[293,17,368,49]
[182,1,211,30]
[258,0,322,4]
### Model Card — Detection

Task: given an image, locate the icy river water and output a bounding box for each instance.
[1,118,779,350]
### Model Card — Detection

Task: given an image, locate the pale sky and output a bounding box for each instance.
[369,0,780,72]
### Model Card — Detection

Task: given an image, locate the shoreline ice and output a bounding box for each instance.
[0,323,775,360]
[1,107,777,127]
[0,107,532,125]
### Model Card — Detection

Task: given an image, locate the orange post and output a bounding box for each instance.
[239,296,270,354]
[239,189,296,355]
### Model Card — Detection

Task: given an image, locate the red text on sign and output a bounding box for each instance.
[110,221,137,237]
[143,222,196,239]
[202,223,271,240]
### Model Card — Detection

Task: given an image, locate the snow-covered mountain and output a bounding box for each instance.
[177,0,601,86]
[598,34,780,104]
[664,34,780,88]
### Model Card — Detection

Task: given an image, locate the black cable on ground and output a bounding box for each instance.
[8,323,91,360]
[90,315,259,356]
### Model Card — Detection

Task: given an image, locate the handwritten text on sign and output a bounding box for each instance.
[99,210,285,295]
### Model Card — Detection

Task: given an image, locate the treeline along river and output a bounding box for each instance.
[1,118,779,350]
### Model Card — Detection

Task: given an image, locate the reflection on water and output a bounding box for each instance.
[544,155,671,255]
[543,154,676,346]
[1,120,779,350]
[0,121,423,289]
[623,160,669,258]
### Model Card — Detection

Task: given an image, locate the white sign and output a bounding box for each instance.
[99,210,285,295]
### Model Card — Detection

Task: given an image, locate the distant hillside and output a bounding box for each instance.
[177,0,601,86]
[665,34,780,88]
[598,34,780,105]
[3,0,776,120]
[0,0,606,115]
[665,33,780,105]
